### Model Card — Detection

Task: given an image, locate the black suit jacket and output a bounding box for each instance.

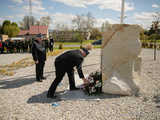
[32,40,46,62]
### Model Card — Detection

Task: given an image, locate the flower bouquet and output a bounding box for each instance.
[83,70,102,95]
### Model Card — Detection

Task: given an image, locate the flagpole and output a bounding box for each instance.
[120,0,125,24]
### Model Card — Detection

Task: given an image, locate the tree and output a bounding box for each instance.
[90,28,102,40]
[0,24,2,34]
[148,12,160,35]
[72,32,84,43]
[149,34,160,42]
[35,21,41,26]
[101,21,111,32]
[85,12,96,31]
[72,12,96,32]
[2,20,11,26]
[2,20,11,35]
[19,16,36,30]
[39,16,51,26]
[1,20,20,37]
[10,22,20,37]
[140,30,149,41]
[72,14,85,31]
[55,23,69,31]
[148,24,156,35]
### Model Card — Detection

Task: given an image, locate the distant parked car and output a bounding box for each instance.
[92,39,102,45]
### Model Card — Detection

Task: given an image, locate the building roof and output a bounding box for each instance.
[18,26,48,36]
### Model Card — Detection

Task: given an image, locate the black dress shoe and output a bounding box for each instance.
[70,87,80,91]
[47,94,57,99]
[41,77,46,80]
[36,79,43,82]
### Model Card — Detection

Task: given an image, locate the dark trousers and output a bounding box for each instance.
[49,47,53,51]
[36,61,45,80]
[47,61,76,96]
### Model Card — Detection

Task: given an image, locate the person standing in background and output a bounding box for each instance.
[32,34,47,82]
[49,37,54,52]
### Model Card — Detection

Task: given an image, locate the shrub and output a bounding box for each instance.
[72,33,84,43]
[59,44,63,49]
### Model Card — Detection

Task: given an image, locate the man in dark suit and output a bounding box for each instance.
[32,34,46,82]
[47,47,91,98]
[49,37,54,51]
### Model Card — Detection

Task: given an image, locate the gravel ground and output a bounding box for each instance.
[0,48,160,120]
[0,53,31,65]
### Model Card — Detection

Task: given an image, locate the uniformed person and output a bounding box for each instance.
[49,37,54,51]
[47,47,91,98]
[32,34,46,82]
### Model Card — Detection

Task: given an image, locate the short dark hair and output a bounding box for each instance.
[36,33,43,38]
[82,48,89,56]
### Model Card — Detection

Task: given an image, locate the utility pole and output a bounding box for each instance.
[29,0,32,27]
[120,0,125,24]
[153,21,159,61]
[152,12,160,61]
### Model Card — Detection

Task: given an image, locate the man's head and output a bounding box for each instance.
[85,44,93,50]
[36,33,43,42]
[81,44,93,57]
[81,48,89,57]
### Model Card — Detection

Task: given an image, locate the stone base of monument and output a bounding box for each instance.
[102,58,141,96]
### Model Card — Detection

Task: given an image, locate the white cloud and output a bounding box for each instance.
[0,16,15,24]
[22,0,49,16]
[3,16,14,19]
[12,0,23,4]
[15,14,24,18]
[49,6,54,10]
[8,5,16,9]
[51,13,76,27]
[133,12,154,21]
[49,12,119,29]
[32,0,43,6]
[152,4,159,8]
[54,0,86,8]
[52,0,134,12]
[95,18,118,28]
[98,1,134,12]
[132,12,156,29]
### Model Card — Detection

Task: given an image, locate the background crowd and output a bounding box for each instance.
[0,38,54,54]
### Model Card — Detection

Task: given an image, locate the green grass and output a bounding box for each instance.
[55,40,95,45]
[93,45,101,49]
[53,45,101,50]
[141,39,160,43]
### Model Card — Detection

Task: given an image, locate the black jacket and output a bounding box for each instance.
[55,50,85,78]
[32,40,46,62]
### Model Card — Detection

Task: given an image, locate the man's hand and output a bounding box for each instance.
[82,78,89,85]
[35,60,39,64]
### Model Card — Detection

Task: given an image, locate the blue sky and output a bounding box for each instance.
[0,0,160,29]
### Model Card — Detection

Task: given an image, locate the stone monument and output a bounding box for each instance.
[102,24,142,96]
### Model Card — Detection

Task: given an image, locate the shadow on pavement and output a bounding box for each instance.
[27,90,123,104]
[153,95,160,108]
[2,72,53,81]
[0,77,36,89]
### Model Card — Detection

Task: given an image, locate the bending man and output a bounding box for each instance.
[47,47,91,98]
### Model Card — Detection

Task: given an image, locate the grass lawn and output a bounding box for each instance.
[54,40,95,45]
[54,45,101,50]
